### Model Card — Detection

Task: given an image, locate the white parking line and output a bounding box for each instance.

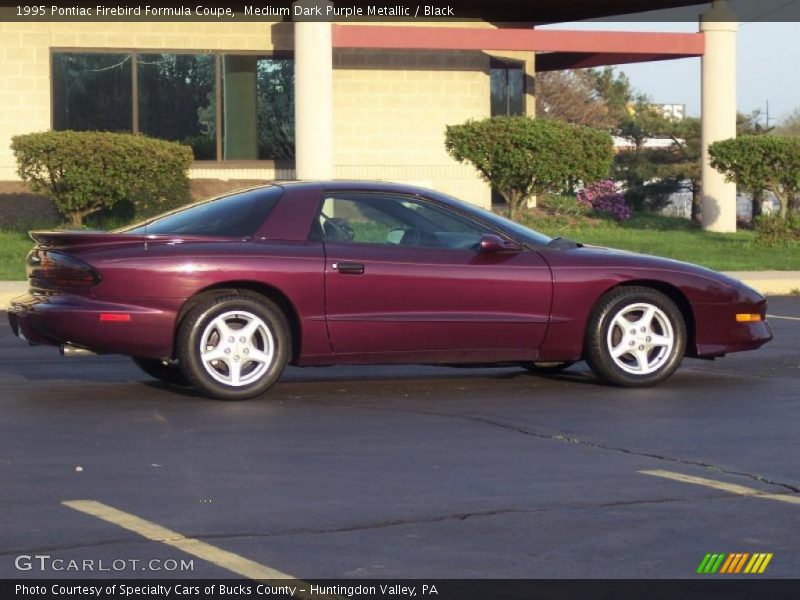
[63,500,296,579]
[767,314,800,321]
[639,470,800,505]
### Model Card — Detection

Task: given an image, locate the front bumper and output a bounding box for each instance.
[692,301,773,357]
[7,293,178,359]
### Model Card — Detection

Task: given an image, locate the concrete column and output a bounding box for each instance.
[700,1,738,232]
[293,1,333,180]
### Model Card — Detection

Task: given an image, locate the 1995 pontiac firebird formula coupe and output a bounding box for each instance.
[8,181,772,400]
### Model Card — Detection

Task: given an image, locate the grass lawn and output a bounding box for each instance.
[0,230,34,280]
[515,212,800,272]
[1,213,798,281]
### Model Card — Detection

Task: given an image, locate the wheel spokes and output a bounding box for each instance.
[246,348,272,366]
[606,302,675,376]
[198,310,275,388]
[648,333,671,348]
[632,348,651,372]
[202,346,228,363]
[238,317,260,343]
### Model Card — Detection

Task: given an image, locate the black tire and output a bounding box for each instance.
[176,294,290,400]
[584,286,686,387]
[132,357,189,386]
[522,361,576,375]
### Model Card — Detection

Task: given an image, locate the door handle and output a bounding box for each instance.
[333,262,365,275]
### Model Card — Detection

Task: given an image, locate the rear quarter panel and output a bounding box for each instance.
[74,239,327,360]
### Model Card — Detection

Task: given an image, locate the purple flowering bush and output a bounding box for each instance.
[577,180,632,222]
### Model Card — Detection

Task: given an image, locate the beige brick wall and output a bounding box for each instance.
[0,22,536,210]
[332,49,493,207]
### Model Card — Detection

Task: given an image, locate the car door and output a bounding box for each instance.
[318,190,553,361]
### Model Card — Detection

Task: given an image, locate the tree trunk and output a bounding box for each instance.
[67,212,84,228]
[502,190,519,220]
[691,182,702,225]
[751,189,763,221]
[775,192,789,219]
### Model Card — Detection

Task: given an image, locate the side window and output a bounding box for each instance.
[317,193,488,249]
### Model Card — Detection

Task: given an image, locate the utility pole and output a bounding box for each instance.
[764,100,777,131]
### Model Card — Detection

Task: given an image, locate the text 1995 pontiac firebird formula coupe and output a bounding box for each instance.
[8,181,772,400]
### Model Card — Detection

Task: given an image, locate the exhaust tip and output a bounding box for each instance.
[60,343,97,357]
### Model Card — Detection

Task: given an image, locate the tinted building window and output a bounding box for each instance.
[138,53,216,160]
[490,59,524,116]
[52,53,132,132]
[221,56,295,160]
[52,51,294,162]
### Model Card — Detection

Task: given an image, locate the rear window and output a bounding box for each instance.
[123,187,283,236]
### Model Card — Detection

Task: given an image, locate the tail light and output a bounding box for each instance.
[27,250,101,289]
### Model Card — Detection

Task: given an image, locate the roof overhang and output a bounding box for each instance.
[332,25,705,70]
[443,0,708,23]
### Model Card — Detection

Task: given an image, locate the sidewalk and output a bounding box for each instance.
[1,273,797,310]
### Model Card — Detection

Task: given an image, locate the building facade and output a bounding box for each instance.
[0,1,739,228]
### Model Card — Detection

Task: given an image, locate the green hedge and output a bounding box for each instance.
[11,131,193,227]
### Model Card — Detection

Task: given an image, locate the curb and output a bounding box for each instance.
[0,273,797,311]
[0,282,27,310]
[723,272,800,297]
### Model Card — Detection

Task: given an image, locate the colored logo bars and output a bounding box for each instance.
[697,553,773,574]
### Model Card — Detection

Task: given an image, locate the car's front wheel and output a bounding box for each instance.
[584,286,686,387]
[177,294,290,400]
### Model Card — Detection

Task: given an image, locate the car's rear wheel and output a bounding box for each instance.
[585,286,686,387]
[132,357,189,386]
[177,294,290,400]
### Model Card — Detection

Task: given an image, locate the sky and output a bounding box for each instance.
[540,10,800,125]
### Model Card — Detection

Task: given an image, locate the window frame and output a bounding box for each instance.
[49,47,294,168]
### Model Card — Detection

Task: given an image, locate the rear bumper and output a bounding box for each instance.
[7,293,178,359]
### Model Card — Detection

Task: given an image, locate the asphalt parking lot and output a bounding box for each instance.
[1,296,798,580]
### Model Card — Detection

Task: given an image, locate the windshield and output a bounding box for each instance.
[121,186,283,237]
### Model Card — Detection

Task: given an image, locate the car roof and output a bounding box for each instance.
[275,179,435,196]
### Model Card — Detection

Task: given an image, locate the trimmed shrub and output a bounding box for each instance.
[11,131,193,227]
[709,135,800,219]
[542,193,589,218]
[444,116,613,218]
[578,180,632,222]
[754,213,800,247]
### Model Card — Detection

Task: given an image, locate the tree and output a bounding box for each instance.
[444,116,613,218]
[709,135,800,219]
[535,70,613,128]
[587,67,637,126]
[644,116,703,223]
[775,107,800,137]
[736,109,774,218]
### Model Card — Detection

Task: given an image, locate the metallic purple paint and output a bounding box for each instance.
[7,181,772,380]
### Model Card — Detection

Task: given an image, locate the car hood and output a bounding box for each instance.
[542,243,764,302]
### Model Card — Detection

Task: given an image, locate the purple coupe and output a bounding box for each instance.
[8,181,772,400]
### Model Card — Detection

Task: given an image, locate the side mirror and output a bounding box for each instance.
[479,233,522,254]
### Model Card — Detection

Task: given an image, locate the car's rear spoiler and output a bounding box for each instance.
[29,231,149,249]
